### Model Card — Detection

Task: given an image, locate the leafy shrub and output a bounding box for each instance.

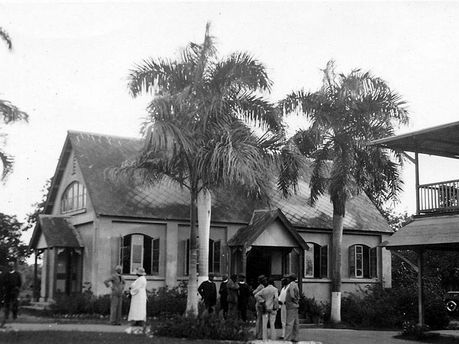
[341,283,449,330]
[152,314,251,341]
[401,321,431,339]
[299,296,326,323]
[50,284,187,318]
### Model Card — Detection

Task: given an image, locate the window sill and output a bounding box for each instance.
[302,278,331,283]
[343,278,379,283]
[61,208,87,216]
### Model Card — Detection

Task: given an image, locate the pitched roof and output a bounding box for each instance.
[228,209,308,249]
[30,215,83,249]
[47,131,391,232]
[381,214,459,250]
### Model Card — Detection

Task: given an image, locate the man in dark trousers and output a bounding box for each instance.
[3,261,21,322]
[198,273,217,315]
[237,274,251,322]
[219,275,228,318]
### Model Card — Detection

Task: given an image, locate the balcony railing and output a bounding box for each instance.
[418,179,459,214]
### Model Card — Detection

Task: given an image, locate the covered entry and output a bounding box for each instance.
[29,215,84,301]
[228,209,308,289]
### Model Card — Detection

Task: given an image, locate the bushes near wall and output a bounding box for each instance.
[340,284,449,330]
[152,314,251,341]
[50,285,187,318]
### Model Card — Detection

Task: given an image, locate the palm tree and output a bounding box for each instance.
[120,23,299,316]
[281,60,409,323]
[0,26,28,180]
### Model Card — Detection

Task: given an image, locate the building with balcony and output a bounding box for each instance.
[372,120,459,325]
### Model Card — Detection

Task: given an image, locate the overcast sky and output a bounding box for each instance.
[1,1,459,233]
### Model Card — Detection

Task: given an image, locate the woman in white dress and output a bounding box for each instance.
[128,267,147,327]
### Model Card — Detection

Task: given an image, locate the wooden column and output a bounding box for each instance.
[417,248,424,326]
[33,250,39,301]
[415,152,420,215]
[298,248,303,294]
[242,246,248,276]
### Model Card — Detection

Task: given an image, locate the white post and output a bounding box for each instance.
[197,189,211,286]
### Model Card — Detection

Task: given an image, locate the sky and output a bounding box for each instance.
[1,1,459,238]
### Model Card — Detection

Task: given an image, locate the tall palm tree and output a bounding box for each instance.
[281,60,409,323]
[120,23,299,316]
[0,26,28,180]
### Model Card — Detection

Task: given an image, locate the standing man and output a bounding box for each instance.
[237,274,251,322]
[104,265,126,325]
[198,273,217,315]
[285,273,300,342]
[226,274,239,318]
[3,261,21,322]
[278,275,289,339]
[255,278,279,341]
[253,275,267,340]
[219,275,228,319]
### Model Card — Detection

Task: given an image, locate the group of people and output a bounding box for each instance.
[104,265,147,328]
[105,265,300,342]
[198,273,252,320]
[0,261,22,327]
[198,272,300,342]
[254,274,299,342]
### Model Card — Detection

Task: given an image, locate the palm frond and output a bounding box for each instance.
[0,100,28,124]
[0,149,13,180]
[211,52,272,93]
[0,27,12,50]
[128,58,192,97]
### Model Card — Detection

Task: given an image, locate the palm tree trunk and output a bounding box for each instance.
[330,212,344,323]
[197,189,211,286]
[186,188,199,317]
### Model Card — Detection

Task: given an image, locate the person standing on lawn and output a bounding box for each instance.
[285,273,300,342]
[278,275,290,339]
[198,273,217,315]
[237,274,251,322]
[128,267,147,328]
[226,274,239,318]
[253,275,267,340]
[3,261,21,323]
[104,265,126,325]
[255,278,279,341]
[219,275,228,319]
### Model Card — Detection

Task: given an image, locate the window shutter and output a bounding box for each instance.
[363,245,370,278]
[370,247,377,278]
[144,236,152,275]
[320,245,328,278]
[349,245,356,278]
[152,238,160,275]
[208,239,214,273]
[185,239,190,276]
[214,241,221,274]
[122,235,131,274]
[313,243,321,278]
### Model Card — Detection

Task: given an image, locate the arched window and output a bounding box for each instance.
[349,244,377,278]
[120,234,160,275]
[61,182,86,213]
[304,242,328,278]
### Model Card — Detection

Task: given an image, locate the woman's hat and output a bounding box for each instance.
[135,267,146,276]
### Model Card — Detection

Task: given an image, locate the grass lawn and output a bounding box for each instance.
[0,331,225,344]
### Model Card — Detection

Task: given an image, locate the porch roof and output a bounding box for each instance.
[30,215,83,249]
[370,120,459,159]
[381,214,459,251]
[228,209,309,250]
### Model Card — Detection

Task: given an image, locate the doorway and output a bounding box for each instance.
[246,247,271,288]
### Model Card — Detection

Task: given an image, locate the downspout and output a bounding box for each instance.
[92,217,99,295]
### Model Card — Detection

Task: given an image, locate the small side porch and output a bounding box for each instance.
[228,208,308,290]
[29,215,84,301]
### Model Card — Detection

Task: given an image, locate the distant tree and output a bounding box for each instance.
[281,60,409,323]
[26,178,52,230]
[0,26,28,180]
[0,212,28,266]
